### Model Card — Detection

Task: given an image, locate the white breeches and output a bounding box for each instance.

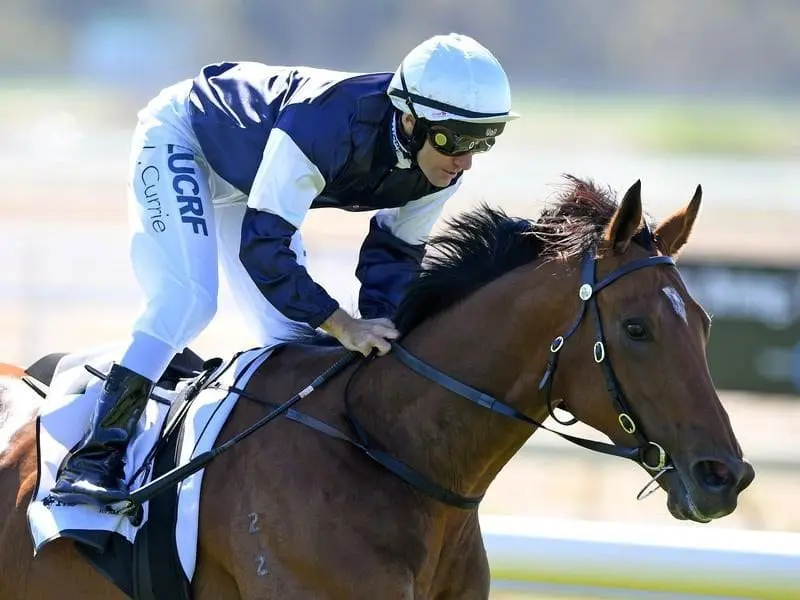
[121,80,308,380]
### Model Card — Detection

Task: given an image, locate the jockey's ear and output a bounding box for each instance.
[400,112,416,136]
[654,185,702,258]
[602,179,643,255]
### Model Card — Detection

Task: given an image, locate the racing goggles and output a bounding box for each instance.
[424,121,504,156]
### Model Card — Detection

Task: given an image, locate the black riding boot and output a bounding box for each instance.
[50,363,154,507]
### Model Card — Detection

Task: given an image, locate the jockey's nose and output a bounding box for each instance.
[453,153,473,171]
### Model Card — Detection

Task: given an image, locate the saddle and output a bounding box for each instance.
[24,346,208,393]
[24,346,224,600]
[24,338,347,600]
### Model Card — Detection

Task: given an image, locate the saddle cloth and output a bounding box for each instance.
[26,343,275,583]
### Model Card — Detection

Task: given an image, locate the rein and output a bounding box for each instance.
[341,251,677,509]
[110,248,679,518]
[111,350,361,518]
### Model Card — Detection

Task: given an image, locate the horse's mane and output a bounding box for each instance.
[394,174,652,334]
[283,174,652,346]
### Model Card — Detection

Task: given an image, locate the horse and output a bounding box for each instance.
[0,176,755,599]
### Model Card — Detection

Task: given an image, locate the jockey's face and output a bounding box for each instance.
[401,114,474,188]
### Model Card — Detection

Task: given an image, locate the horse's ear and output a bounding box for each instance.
[602,179,643,254]
[654,184,702,257]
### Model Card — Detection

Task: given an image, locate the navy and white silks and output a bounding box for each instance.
[121,62,462,381]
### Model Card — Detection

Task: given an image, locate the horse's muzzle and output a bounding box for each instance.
[666,455,755,522]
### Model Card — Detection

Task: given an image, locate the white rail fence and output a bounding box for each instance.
[482,515,800,599]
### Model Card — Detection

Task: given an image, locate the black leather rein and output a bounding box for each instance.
[339,251,676,509]
[222,250,678,511]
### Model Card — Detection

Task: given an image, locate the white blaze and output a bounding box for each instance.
[662,286,688,324]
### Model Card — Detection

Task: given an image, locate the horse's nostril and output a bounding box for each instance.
[692,459,734,491]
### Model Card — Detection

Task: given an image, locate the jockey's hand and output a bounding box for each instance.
[320,308,399,357]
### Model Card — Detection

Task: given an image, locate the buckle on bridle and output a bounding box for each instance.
[593,341,605,363]
[640,441,668,471]
[618,412,637,434]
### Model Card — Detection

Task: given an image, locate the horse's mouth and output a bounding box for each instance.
[667,487,712,523]
[662,468,723,524]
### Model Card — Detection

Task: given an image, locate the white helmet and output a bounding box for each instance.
[388,33,518,125]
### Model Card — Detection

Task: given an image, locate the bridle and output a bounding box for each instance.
[344,247,677,509]
[116,245,680,518]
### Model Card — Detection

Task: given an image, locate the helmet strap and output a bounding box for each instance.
[399,64,418,119]
[398,65,428,165]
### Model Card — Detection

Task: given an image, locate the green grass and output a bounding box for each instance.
[512,91,800,157]
[0,78,138,125]
[625,102,797,156]
[492,594,594,600]
[0,79,797,157]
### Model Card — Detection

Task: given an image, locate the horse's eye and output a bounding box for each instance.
[624,320,649,341]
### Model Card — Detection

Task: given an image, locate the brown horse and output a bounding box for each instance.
[0,177,755,599]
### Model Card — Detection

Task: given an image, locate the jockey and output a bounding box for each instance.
[50,33,518,507]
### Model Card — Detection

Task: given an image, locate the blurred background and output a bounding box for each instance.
[1,1,798,597]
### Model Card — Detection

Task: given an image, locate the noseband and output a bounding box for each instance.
[345,249,677,509]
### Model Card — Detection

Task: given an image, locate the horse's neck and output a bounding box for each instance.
[353,272,559,501]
